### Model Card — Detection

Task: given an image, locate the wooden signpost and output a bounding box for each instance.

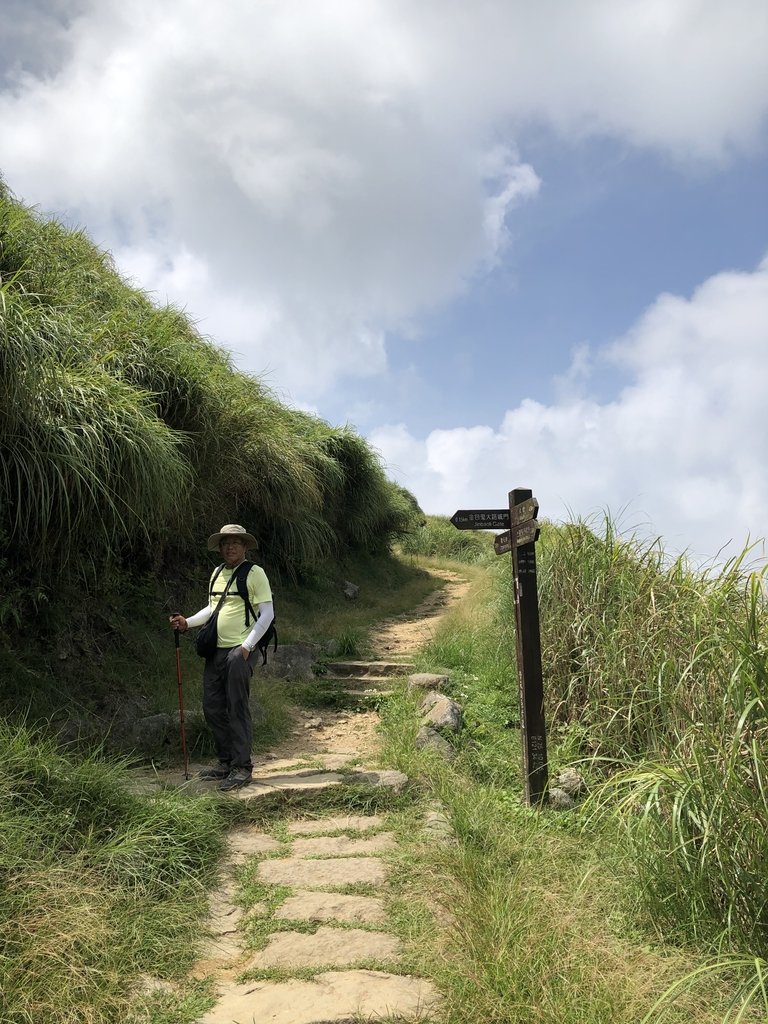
[452,487,548,806]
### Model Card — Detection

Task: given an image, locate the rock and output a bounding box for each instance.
[548,787,575,810]
[421,695,463,733]
[290,834,395,857]
[257,856,389,888]
[324,638,340,657]
[415,726,456,761]
[419,691,443,713]
[286,815,386,835]
[256,642,320,680]
[408,672,449,691]
[247,926,399,969]
[347,769,408,792]
[275,890,387,924]
[199,969,440,1024]
[303,718,323,730]
[129,713,174,752]
[224,829,283,865]
[422,807,457,844]
[342,581,360,600]
[557,767,586,797]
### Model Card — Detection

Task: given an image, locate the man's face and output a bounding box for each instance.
[219,537,247,567]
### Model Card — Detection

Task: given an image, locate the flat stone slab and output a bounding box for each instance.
[232,767,408,801]
[325,661,416,677]
[199,969,440,1024]
[226,829,283,864]
[248,926,400,968]
[274,891,387,924]
[346,769,408,791]
[286,815,386,835]
[257,856,389,888]
[234,770,345,800]
[257,753,363,772]
[291,834,395,858]
[321,676,399,692]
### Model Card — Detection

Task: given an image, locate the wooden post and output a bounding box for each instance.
[510,487,548,805]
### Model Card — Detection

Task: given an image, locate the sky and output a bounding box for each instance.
[1,0,768,565]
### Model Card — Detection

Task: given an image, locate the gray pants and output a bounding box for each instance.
[202,646,260,771]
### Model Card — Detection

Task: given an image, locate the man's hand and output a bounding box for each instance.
[170,614,188,631]
[241,645,251,660]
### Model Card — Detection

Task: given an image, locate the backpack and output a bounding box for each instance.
[209,560,278,665]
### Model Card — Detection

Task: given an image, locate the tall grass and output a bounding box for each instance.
[384,525,768,1020]
[0,721,225,1024]
[0,181,421,629]
[399,514,495,563]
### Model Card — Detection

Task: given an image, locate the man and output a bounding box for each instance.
[170,524,274,792]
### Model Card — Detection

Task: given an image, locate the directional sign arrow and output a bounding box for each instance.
[512,519,540,546]
[511,497,539,526]
[451,509,511,531]
[494,530,512,555]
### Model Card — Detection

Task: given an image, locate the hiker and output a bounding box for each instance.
[169,524,274,792]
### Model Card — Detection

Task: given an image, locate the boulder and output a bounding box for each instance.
[129,713,174,753]
[556,767,586,797]
[418,691,443,713]
[415,726,456,761]
[421,695,463,733]
[257,642,320,680]
[342,581,360,600]
[548,787,575,810]
[408,672,449,691]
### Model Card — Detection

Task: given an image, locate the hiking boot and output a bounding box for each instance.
[219,768,252,792]
[199,762,230,781]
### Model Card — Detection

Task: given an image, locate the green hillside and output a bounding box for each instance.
[0,180,422,719]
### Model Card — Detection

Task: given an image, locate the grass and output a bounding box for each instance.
[376,543,768,1023]
[0,181,423,685]
[0,722,227,1024]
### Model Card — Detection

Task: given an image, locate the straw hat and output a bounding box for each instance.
[206,524,258,551]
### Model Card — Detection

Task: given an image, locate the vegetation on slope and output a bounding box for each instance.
[0,180,426,722]
[0,721,225,1024]
[399,514,495,564]
[380,525,768,1022]
[0,179,420,612]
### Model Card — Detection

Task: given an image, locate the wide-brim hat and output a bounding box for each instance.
[207,524,259,551]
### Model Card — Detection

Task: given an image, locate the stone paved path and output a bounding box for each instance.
[133,569,470,1022]
[162,657,450,1023]
[196,811,440,1024]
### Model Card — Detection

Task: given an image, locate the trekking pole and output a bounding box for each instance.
[171,613,190,780]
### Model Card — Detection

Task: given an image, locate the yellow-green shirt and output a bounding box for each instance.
[208,562,272,648]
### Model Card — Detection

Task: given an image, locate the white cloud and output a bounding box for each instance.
[371,259,768,563]
[1,1,766,402]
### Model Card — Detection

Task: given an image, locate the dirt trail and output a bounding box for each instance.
[265,566,470,763]
[367,567,471,657]
[144,565,471,1024]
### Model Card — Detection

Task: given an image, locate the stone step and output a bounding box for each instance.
[247,925,400,969]
[316,675,401,692]
[257,855,389,888]
[123,765,408,802]
[274,890,387,925]
[324,660,416,678]
[199,969,440,1024]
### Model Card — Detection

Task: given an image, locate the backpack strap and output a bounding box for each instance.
[233,560,258,627]
[208,563,225,601]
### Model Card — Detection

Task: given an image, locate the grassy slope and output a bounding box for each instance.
[379,545,768,1024]
[0,555,440,1024]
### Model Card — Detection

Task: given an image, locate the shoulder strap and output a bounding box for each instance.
[209,564,238,616]
[208,563,225,600]
[234,560,258,627]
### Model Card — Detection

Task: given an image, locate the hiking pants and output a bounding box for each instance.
[202,646,261,771]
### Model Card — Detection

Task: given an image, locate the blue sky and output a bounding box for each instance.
[2,1,767,563]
